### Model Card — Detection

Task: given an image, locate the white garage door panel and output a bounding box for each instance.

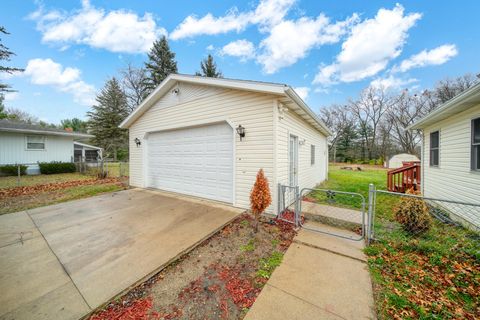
[147,123,234,203]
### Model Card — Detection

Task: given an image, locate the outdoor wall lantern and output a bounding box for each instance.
[134,138,141,147]
[236,125,246,141]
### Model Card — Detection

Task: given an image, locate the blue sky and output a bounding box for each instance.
[1,0,478,124]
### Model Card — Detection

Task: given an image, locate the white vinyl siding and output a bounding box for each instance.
[0,132,74,165]
[422,103,480,216]
[128,84,275,210]
[275,104,328,213]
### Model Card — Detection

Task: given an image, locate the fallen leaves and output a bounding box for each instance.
[0,178,123,198]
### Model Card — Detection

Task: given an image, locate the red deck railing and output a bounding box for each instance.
[387,161,421,193]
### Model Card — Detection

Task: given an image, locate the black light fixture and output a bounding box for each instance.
[134,138,141,147]
[236,124,245,141]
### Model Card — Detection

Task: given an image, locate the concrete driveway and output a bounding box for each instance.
[0,188,241,320]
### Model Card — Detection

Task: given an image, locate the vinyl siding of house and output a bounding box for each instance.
[128,83,276,211]
[0,132,74,169]
[422,103,480,225]
[274,102,328,213]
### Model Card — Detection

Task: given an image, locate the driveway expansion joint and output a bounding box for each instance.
[25,209,93,310]
[293,238,367,263]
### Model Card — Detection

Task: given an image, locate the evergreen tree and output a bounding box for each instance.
[144,36,178,93]
[87,77,129,160]
[60,118,88,132]
[195,54,223,78]
[1,26,24,92]
[0,94,7,119]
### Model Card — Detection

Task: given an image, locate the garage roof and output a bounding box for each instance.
[119,74,332,136]
[408,81,480,130]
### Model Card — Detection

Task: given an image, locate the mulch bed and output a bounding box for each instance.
[0,178,124,198]
[88,213,297,320]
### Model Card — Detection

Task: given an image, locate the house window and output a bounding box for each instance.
[472,118,480,171]
[26,135,46,150]
[311,145,315,165]
[430,131,439,166]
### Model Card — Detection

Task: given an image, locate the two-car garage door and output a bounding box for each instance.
[147,122,234,203]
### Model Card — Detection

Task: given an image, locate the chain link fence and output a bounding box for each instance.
[367,184,480,244]
[0,161,129,188]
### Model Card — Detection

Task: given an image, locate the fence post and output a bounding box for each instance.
[295,186,300,227]
[367,183,375,244]
[17,164,21,187]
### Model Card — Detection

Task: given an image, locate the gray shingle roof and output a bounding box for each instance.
[0,119,93,138]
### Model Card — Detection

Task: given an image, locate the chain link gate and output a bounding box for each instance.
[277,184,367,241]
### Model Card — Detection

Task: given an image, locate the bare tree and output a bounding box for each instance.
[386,91,435,155]
[347,86,393,160]
[320,105,353,151]
[120,63,149,113]
[430,73,477,105]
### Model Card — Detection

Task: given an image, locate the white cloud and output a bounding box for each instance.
[170,0,295,40]
[392,44,458,73]
[258,14,358,74]
[206,44,215,51]
[314,4,421,85]
[293,87,310,101]
[4,92,19,101]
[23,58,95,106]
[30,0,166,53]
[370,75,418,91]
[220,40,256,61]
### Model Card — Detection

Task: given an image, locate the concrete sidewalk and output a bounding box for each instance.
[245,223,376,320]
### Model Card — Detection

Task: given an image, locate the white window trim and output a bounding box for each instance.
[471,117,480,171]
[311,144,316,166]
[25,135,47,151]
[429,130,440,167]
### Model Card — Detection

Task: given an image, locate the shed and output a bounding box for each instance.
[386,153,419,169]
[119,74,331,214]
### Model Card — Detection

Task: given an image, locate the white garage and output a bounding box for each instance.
[146,122,234,203]
[120,74,331,214]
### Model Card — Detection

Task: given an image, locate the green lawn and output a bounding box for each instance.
[0,172,91,189]
[321,164,480,319]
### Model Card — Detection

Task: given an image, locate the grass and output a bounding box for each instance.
[0,172,91,189]
[322,164,479,319]
[0,183,125,215]
[256,251,284,279]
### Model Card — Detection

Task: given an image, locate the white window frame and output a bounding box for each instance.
[471,117,480,171]
[25,135,46,151]
[429,130,439,167]
[311,144,315,166]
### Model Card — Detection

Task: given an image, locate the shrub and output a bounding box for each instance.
[394,188,432,234]
[250,169,272,232]
[39,162,76,174]
[0,164,27,176]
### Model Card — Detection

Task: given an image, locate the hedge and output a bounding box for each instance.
[0,165,27,176]
[39,162,76,175]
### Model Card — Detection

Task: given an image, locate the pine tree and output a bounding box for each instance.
[87,77,129,161]
[0,94,7,119]
[144,36,178,93]
[250,169,272,232]
[1,26,24,92]
[195,54,223,78]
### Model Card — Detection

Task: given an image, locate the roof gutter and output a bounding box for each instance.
[0,127,93,139]
[284,87,332,136]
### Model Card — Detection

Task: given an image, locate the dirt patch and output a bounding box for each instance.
[89,214,296,320]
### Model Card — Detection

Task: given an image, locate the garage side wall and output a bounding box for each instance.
[275,104,328,213]
[128,84,275,210]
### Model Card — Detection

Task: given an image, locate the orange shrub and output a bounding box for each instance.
[250,169,272,231]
